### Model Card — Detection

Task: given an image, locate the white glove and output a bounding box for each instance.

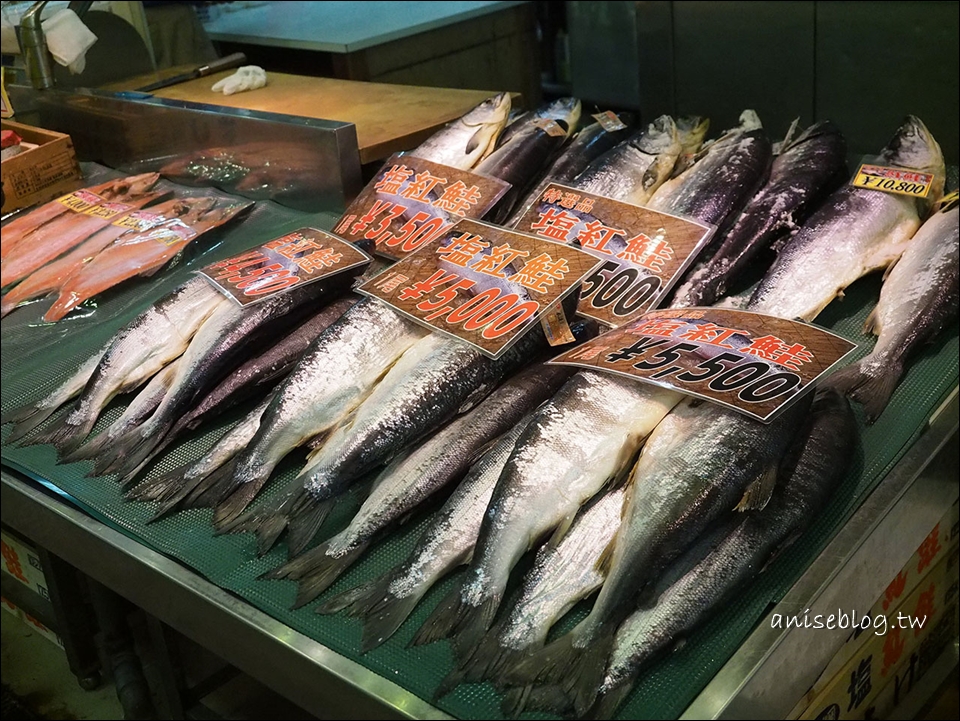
[42,9,97,75]
[211,66,267,96]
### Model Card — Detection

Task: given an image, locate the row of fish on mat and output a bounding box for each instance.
[3,92,958,717]
[1,178,251,322]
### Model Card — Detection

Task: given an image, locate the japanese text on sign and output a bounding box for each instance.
[199,227,371,306]
[852,163,935,199]
[358,218,601,358]
[334,154,510,261]
[549,307,857,422]
[515,183,714,327]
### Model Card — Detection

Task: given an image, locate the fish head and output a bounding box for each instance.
[881,115,945,212]
[460,92,513,162]
[738,109,763,131]
[542,97,583,137]
[675,115,710,155]
[631,115,682,198]
[115,172,161,196]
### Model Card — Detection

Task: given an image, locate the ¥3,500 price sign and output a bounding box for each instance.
[549,307,857,421]
[358,218,601,359]
[333,154,510,261]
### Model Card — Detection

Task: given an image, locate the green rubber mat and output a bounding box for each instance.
[2,181,958,718]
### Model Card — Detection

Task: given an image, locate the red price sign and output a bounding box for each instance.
[358,218,601,358]
[514,183,714,327]
[199,228,371,305]
[334,154,511,260]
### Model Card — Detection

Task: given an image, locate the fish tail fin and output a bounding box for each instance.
[279,543,368,609]
[501,684,573,717]
[124,463,190,503]
[116,431,179,487]
[211,477,268,530]
[827,356,903,423]
[286,496,336,557]
[433,667,468,701]
[4,405,60,445]
[409,586,466,647]
[358,589,424,653]
[110,423,171,480]
[316,574,424,653]
[215,481,303,557]
[505,627,614,717]
[587,681,636,720]
[60,431,111,464]
[0,295,18,318]
[409,588,500,652]
[28,409,93,456]
[456,634,527,687]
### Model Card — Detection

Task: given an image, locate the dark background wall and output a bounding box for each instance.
[568,1,959,162]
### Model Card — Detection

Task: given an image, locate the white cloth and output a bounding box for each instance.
[42,9,98,75]
[211,65,267,96]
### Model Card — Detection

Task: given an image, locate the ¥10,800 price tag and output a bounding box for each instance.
[514,183,714,327]
[333,154,511,261]
[549,307,857,422]
[199,228,371,306]
[852,163,935,198]
[358,218,601,359]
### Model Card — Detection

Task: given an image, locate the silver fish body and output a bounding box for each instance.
[571,115,681,206]
[451,485,627,689]
[648,110,771,237]
[256,318,560,555]
[316,415,536,653]
[409,93,511,170]
[592,389,856,718]
[212,298,427,522]
[504,113,636,227]
[511,394,810,715]
[828,203,958,421]
[495,97,581,149]
[411,371,680,653]
[6,277,224,447]
[749,115,945,321]
[672,120,848,308]
[267,364,574,602]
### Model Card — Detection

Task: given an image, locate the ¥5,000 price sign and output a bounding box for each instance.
[358,218,602,359]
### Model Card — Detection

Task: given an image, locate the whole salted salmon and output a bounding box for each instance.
[0,198,211,318]
[2,175,163,287]
[1,174,161,262]
[43,200,251,322]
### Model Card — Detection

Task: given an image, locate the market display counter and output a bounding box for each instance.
[103,71,512,165]
[2,395,955,719]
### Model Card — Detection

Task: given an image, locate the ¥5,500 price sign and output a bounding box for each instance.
[358,218,602,359]
[549,307,857,421]
[514,183,714,327]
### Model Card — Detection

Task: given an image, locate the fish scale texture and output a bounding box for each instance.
[2,164,959,720]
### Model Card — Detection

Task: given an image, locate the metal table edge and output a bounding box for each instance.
[681,385,960,719]
[0,468,453,721]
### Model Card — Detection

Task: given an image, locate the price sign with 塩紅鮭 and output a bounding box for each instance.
[549,307,857,422]
[199,227,371,306]
[514,183,714,327]
[333,154,511,261]
[358,218,602,359]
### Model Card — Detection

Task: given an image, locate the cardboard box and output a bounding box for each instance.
[1,119,82,214]
[798,545,959,720]
[789,500,959,718]
[1,530,50,603]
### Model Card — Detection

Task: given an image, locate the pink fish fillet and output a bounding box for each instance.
[1,173,161,262]
[0,196,198,318]
[44,201,249,322]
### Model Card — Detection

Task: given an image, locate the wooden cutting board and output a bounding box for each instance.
[105,70,510,164]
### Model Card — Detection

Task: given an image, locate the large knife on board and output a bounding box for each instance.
[136,53,247,93]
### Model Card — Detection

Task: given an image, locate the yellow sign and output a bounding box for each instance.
[852,163,934,198]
